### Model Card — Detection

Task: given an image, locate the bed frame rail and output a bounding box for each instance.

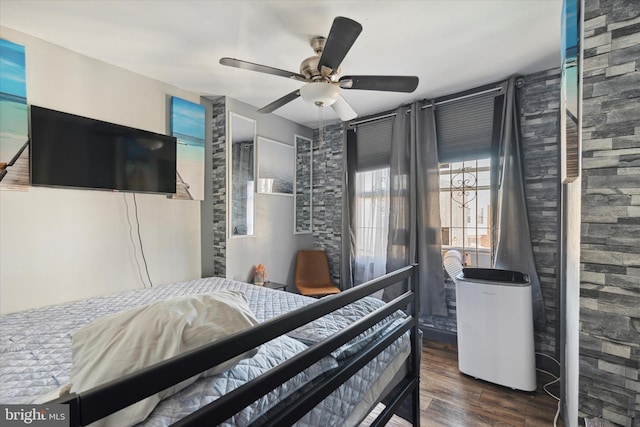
[55,264,420,427]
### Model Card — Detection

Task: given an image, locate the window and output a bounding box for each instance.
[349,118,393,286]
[433,86,501,268]
[354,167,390,285]
[439,158,492,267]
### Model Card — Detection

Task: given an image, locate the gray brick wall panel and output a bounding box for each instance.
[210,97,226,277]
[311,123,344,284]
[521,68,561,355]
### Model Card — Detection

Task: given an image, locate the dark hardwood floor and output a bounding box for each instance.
[362,340,562,427]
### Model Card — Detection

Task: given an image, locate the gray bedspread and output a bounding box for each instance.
[0,277,409,426]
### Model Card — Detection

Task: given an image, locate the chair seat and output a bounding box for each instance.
[296,283,340,297]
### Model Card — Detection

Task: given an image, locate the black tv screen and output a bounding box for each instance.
[30,105,177,194]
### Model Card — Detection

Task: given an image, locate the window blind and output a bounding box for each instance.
[435,91,499,163]
[355,117,393,171]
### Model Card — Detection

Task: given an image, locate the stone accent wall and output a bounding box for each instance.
[580,1,640,425]
[295,136,312,233]
[421,72,562,355]
[311,122,344,284]
[210,97,227,277]
[520,68,562,356]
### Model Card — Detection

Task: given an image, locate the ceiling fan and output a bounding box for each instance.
[220,16,419,121]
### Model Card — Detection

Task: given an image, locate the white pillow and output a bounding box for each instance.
[70,291,260,427]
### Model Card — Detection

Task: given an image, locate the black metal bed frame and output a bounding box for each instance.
[54,264,420,426]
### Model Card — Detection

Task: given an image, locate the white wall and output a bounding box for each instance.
[224,98,314,287]
[0,27,202,313]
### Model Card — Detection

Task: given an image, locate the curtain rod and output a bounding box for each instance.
[348,85,504,128]
[348,111,398,127]
[422,86,503,109]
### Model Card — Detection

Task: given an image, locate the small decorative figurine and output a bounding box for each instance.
[254,264,266,286]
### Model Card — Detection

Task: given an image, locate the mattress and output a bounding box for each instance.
[0,277,410,426]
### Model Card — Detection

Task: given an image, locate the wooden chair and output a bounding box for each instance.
[295,250,341,297]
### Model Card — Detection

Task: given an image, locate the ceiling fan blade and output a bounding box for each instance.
[318,17,362,72]
[339,75,419,93]
[331,95,358,121]
[220,57,307,82]
[257,89,301,114]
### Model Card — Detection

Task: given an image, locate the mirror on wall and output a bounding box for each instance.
[560,0,581,183]
[294,134,312,234]
[257,137,294,195]
[229,112,256,238]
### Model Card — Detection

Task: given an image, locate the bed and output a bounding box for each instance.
[0,265,420,426]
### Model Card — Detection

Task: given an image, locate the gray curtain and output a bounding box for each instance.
[383,105,415,300]
[416,104,447,316]
[340,125,356,290]
[383,104,447,317]
[493,76,546,330]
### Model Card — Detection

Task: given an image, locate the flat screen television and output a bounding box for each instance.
[30,105,177,194]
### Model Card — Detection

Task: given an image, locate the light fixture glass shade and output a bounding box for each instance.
[300,82,340,107]
[331,96,358,121]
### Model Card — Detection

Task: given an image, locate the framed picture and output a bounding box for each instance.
[0,38,29,190]
[294,134,312,234]
[170,96,205,200]
[257,137,294,195]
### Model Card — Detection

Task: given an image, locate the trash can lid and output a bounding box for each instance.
[461,268,530,284]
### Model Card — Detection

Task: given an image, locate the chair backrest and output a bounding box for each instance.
[443,250,464,283]
[295,250,332,285]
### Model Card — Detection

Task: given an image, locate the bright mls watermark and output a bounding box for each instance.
[1,405,69,426]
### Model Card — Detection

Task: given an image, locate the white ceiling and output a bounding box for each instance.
[0,0,563,128]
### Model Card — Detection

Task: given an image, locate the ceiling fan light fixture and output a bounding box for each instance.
[300,82,340,107]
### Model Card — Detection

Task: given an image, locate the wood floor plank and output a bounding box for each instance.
[360,339,562,426]
[480,385,559,419]
[421,373,484,404]
[424,397,522,427]
[525,412,561,427]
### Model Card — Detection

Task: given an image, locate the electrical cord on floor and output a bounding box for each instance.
[536,352,561,427]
